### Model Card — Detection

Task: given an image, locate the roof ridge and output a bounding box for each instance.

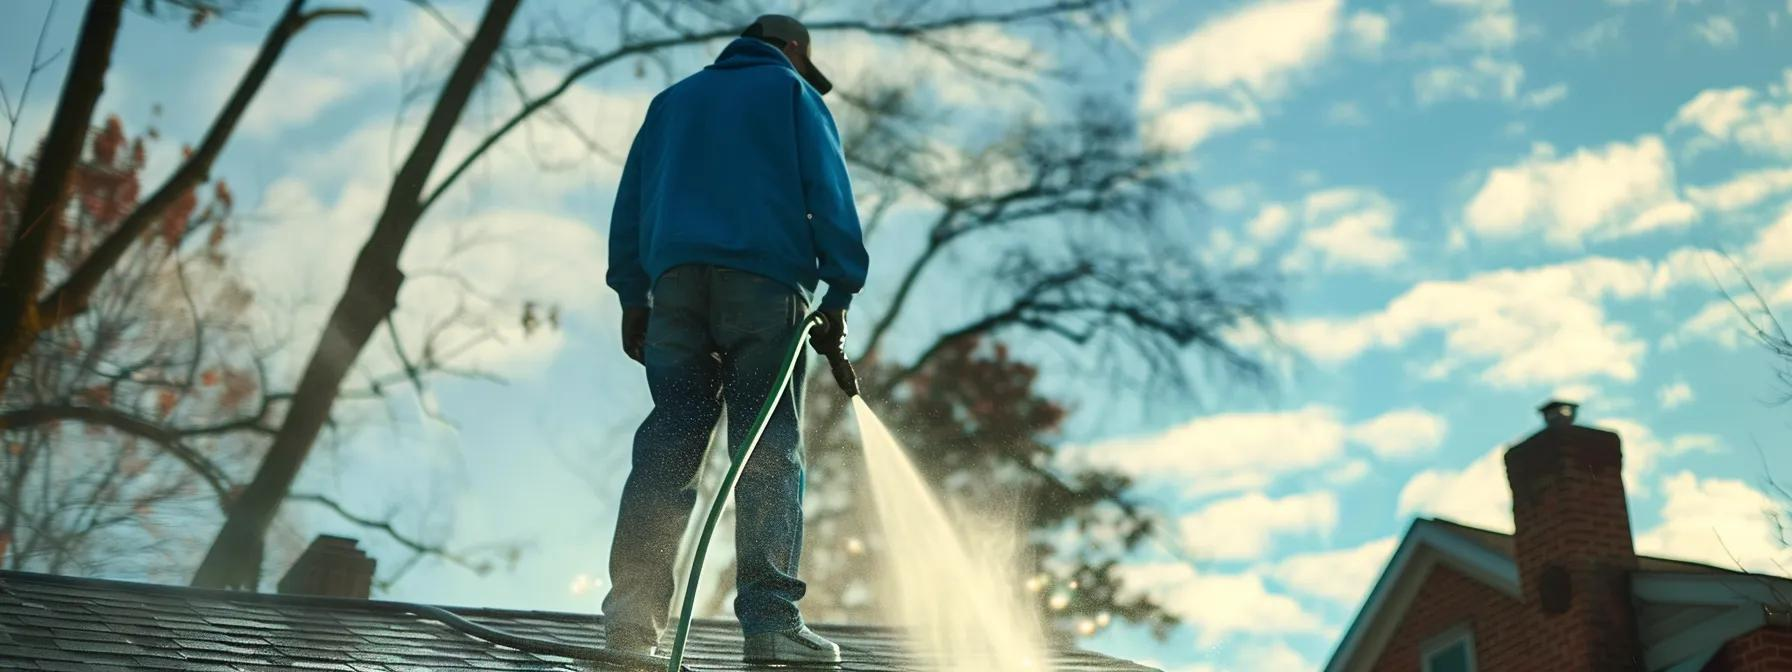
[1416,516,1759,577]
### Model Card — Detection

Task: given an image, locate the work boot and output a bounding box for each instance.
[604,623,659,658]
[743,624,842,665]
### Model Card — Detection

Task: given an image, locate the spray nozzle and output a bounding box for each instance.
[826,351,860,398]
[807,311,860,397]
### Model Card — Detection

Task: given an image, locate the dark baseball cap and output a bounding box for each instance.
[742,14,833,95]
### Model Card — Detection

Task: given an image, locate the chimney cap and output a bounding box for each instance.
[1538,399,1579,427]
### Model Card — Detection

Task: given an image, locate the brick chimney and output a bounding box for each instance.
[277,535,376,599]
[1503,400,1641,670]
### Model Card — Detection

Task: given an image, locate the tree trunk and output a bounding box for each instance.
[189,0,522,590]
[0,0,124,396]
[0,0,359,408]
[34,1,365,331]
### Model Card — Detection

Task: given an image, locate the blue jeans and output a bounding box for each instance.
[603,265,810,637]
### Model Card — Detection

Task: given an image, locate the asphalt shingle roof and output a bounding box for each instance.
[0,570,1160,671]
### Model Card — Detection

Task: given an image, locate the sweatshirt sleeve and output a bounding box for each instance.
[793,84,869,310]
[605,108,653,309]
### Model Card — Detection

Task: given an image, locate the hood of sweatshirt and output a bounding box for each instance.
[707,38,797,74]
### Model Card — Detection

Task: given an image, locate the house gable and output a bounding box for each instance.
[1376,562,1529,672]
[1326,521,1792,672]
[1326,519,1520,672]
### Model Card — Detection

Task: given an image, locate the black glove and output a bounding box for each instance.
[810,309,860,397]
[621,307,650,364]
[809,309,848,358]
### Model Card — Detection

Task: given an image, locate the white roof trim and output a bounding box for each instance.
[1634,571,1789,671]
[1324,520,1519,672]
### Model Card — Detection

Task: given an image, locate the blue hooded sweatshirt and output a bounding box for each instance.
[606,38,869,310]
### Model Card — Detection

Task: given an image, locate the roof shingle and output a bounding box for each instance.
[0,570,1159,671]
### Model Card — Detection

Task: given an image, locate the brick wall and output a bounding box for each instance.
[1373,563,1562,672]
[1703,626,1792,672]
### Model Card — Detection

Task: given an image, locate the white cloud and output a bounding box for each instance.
[1277,254,1712,386]
[824,26,1048,114]
[1688,168,1792,213]
[1670,434,1722,455]
[1456,8,1517,50]
[1750,205,1792,268]
[1670,250,1792,351]
[1202,228,1266,269]
[1694,16,1741,47]
[1433,0,1518,49]
[1670,296,1757,350]
[1350,409,1449,459]
[293,77,656,204]
[1570,17,1625,54]
[1237,643,1316,672]
[1674,87,1758,137]
[1138,0,1363,151]
[209,44,364,136]
[1464,136,1695,246]
[451,78,656,198]
[1326,459,1371,486]
[1672,71,1792,156]
[393,209,611,376]
[1551,383,1599,404]
[237,177,609,382]
[1658,381,1695,409]
[1414,57,1524,105]
[1117,563,1326,645]
[1178,491,1339,560]
[1398,446,1514,532]
[1346,10,1392,56]
[1141,0,1345,108]
[1207,184,1257,213]
[1398,418,1713,533]
[1597,418,1687,497]
[1247,204,1294,242]
[1271,536,1398,606]
[1636,472,1792,574]
[1066,406,1348,498]
[1070,404,1452,496]
[1284,188,1408,272]
[1521,83,1570,109]
[206,8,463,138]
[1411,0,1529,106]
[1149,97,1263,152]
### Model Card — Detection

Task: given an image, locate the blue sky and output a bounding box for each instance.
[6,1,1792,671]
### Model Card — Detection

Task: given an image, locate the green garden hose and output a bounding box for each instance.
[665,312,843,672]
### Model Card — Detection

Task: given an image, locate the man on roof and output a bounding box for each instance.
[600,13,869,666]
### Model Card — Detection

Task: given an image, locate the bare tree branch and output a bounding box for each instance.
[0,404,235,502]
[0,0,63,170]
[420,0,1117,213]
[37,0,362,327]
